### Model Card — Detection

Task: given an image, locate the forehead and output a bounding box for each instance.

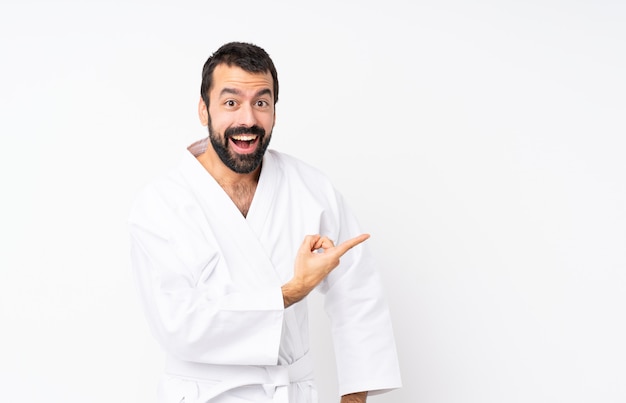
[210,64,274,98]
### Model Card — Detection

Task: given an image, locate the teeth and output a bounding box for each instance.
[232,135,257,141]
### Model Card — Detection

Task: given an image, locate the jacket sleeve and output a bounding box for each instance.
[128,188,284,366]
[318,192,403,396]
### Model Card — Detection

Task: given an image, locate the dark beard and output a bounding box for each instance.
[208,123,272,174]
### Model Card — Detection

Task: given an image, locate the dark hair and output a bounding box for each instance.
[200,42,279,107]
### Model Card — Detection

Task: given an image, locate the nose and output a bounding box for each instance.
[236,104,257,127]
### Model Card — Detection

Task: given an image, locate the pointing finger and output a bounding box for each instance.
[333,233,370,257]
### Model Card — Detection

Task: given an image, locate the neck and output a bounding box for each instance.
[196,148,261,217]
[196,147,261,187]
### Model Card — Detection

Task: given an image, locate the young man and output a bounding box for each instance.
[129,42,401,403]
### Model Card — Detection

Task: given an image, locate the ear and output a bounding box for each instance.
[198,98,209,126]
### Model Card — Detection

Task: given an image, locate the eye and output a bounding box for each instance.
[225,100,237,107]
[256,100,269,108]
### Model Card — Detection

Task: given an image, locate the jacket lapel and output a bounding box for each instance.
[179,150,281,288]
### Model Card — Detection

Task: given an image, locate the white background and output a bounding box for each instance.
[1,1,625,402]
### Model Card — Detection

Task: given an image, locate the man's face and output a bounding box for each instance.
[199,64,276,174]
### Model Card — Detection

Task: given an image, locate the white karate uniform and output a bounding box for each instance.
[129,139,401,402]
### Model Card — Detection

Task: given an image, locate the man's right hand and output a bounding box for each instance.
[281,233,370,308]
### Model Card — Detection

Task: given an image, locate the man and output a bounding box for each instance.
[129,42,401,403]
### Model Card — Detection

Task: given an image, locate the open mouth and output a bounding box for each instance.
[229,134,260,154]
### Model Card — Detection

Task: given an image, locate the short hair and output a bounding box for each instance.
[200,42,279,107]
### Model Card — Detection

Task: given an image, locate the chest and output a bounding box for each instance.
[222,182,257,217]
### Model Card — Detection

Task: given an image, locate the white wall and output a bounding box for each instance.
[1,1,625,402]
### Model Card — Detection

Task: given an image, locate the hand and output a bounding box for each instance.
[282,233,370,307]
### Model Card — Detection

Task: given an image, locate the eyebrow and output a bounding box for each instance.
[219,87,272,98]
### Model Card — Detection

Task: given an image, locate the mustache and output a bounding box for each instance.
[224,125,265,138]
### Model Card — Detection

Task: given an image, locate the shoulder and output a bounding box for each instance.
[266,150,348,223]
[128,162,192,227]
[267,149,335,190]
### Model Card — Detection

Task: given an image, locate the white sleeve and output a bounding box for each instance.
[128,193,284,366]
[319,193,403,396]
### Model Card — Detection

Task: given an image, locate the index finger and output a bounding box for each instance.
[333,233,370,257]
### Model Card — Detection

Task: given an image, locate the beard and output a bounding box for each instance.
[208,121,272,174]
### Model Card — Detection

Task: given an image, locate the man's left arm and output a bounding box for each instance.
[341,391,367,403]
[320,192,402,398]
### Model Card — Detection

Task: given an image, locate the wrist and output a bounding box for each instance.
[341,391,367,403]
[281,280,307,308]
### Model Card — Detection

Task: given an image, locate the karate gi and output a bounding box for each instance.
[129,139,402,402]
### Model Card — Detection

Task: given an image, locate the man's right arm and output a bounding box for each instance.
[282,234,370,308]
[341,391,368,403]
